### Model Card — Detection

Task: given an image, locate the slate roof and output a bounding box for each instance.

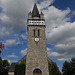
[32,3,40,17]
[18,55,52,64]
[9,56,52,72]
[9,63,16,72]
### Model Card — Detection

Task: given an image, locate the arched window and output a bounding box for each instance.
[33,69,42,73]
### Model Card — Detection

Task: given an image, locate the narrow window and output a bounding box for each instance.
[34,29,35,36]
[38,29,40,36]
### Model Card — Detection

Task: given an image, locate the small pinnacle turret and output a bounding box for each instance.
[28,11,31,14]
[41,12,44,15]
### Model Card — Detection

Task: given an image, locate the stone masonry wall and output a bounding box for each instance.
[26,25,49,75]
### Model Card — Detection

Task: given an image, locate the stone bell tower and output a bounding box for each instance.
[26,4,49,75]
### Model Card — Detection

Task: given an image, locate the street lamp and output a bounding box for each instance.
[0,42,4,54]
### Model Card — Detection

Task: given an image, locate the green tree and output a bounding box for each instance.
[0,57,9,75]
[48,61,61,75]
[71,58,75,75]
[62,57,75,75]
[14,60,26,75]
[0,57,3,75]
[3,60,10,75]
[15,59,61,75]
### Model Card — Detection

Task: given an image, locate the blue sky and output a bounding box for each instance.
[0,0,75,72]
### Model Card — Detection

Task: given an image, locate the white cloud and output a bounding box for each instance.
[38,0,54,9]
[0,27,10,37]
[20,33,27,40]
[47,47,51,51]
[47,47,62,57]
[3,58,17,64]
[72,11,75,16]
[47,47,73,61]
[8,59,17,64]
[58,58,71,61]
[47,22,75,58]
[47,49,63,57]
[7,54,18,58]
[46,22,75,44]
[0,0,75,62]
[0,0,35,32]
[4,39,16,46]
[21,48,27,56]
[41,4,75,60]
[44,7,71,34]
[4,39,21,46]
[0,0,55,33]
[49,52,61,57]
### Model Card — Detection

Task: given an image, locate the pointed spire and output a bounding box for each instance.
[28,11,32,15]
[32,3,40,17]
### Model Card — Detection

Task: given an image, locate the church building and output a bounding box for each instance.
[9,4,55,75]
[26,3,49,75]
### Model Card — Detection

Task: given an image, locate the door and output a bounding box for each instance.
[33,69,42,75]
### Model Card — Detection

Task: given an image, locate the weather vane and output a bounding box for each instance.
[0,42,4,54]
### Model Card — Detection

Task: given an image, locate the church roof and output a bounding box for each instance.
[18,55,52,64]
[32,3,40,17]
[9,56,52,72]
[17,55,26,64]
[9,63,16,72]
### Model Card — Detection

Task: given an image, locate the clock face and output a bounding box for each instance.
[35,38,39,42]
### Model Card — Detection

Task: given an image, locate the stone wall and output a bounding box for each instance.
[8,72,14,75]
[26,25,49,75]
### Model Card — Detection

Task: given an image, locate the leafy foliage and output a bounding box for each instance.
[14,59,61,75]
[14,60,26,75]
[0,57,3,74]
[62,57,75,75]
[3,60,10,75]
[48,61,61,75]
[0,57,9,75]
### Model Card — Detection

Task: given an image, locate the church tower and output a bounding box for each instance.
[26,4,49,75]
